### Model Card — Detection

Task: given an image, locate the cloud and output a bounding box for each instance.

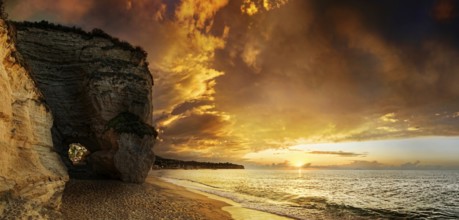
[241,42,262,73]
[400,160,421,169]
[163,112,229,138]
[240,0,290,16]
[214,0,459,149]
[308,160,394,170]
[252,160,441,170]
[433,0,456,22]
[170,99,213,115]
[303,160,459,170]
[337,160,385,169]
[269,160,290,169]
[249,160,312,169]
[6,0,94,21]
[7,0,459,163]
[308,151,366,157]
[380,113,398,123]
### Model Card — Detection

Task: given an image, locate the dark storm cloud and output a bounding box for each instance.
[315,0,459,45]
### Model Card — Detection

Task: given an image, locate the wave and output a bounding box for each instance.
[156,171,459,220]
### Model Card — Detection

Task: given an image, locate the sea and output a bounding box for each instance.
[153,169,459,219]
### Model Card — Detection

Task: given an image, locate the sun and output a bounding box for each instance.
[293,161,304,168]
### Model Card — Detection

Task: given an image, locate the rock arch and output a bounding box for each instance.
[13,21,156,183]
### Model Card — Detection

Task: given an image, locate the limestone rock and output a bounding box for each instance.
[1,18,156,218]
[0,18,68,219]
[12,21,156,182]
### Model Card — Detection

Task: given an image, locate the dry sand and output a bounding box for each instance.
[61,176,232,220]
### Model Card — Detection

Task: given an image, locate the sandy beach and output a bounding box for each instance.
[61,172,292,220]
[61,175,232,220]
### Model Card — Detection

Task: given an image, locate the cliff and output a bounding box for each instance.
[0,19,156,218]
[12,20,156,183]
[0,19,68,218]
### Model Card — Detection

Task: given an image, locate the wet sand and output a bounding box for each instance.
[159,177,293,220]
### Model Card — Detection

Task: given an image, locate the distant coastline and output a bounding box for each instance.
[154,156,245,169]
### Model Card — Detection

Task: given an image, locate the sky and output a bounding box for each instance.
[5,0,459,168]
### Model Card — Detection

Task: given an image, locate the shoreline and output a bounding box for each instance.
[152,172,292,220]
[60,172,293,219]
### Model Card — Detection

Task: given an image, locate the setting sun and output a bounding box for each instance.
[293,161,304,168]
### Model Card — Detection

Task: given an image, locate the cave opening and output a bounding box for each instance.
[68,143,90,166]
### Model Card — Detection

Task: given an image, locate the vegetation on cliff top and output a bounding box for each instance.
[154,156,245,169]
[105,112,157,138]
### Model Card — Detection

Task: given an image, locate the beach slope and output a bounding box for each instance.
[61,176,232,220]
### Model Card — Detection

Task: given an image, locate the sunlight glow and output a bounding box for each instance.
[293,161,304,168]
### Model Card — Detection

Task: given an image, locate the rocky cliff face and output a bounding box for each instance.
[0,19,68,218]
[12,21,156,182]
[0,19,156,218]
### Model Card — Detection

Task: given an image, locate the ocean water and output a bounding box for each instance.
[153,169,459,219]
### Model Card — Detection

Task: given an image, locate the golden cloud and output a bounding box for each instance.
[241,0,289,16]
[7,0,459,163]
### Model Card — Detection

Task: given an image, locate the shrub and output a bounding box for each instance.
[105,112,157,138]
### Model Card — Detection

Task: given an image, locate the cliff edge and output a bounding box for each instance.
[0,18,156,218]
[0,19,68,218]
